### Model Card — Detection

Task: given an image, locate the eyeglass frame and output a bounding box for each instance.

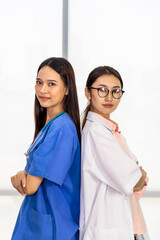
[88,86,125,99]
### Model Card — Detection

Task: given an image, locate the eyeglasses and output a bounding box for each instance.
[88,87,125,99]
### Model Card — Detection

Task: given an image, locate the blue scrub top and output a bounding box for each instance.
[11,112,81,240]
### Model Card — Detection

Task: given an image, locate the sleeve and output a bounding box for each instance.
[28,125,76,185]
[88,126,142,195]
[25,159,30,172]
[120,134,138,163]
[120,133,149,198]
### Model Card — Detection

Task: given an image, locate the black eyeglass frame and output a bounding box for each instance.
[88,86,125,99]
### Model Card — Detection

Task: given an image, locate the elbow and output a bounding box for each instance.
[115,184,132,196]
[122,186,133,196]
[122,176,142,196]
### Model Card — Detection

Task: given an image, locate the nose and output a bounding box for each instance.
[105,91,113,101]
[40,84,48,94]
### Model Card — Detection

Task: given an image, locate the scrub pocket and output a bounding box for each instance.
[84,225,118,240]
[23,207,52,240]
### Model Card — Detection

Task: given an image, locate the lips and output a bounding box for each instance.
[39,96,50,101]
[103,104,113,108]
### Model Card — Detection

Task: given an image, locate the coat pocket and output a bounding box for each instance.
[84,225,118,240]
[23,207,52,240]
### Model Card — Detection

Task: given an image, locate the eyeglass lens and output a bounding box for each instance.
[98,88,123,99]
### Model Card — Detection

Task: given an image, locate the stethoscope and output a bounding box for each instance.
[24,111,65,158]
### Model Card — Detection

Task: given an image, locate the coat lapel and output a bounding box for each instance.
[86,111,113,134]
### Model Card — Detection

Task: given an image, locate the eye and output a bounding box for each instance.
[48,82,56,86]
[113,89,121,93]
[99,87,107,92]
[36,80,42,85]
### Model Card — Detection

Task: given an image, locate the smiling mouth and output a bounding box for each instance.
[39,96,50,101]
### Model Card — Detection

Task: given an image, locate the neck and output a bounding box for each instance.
[90,109,110,120]
[46,107,64,124]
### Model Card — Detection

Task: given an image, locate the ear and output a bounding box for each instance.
[65,88,69,96]
[85,87,91,101]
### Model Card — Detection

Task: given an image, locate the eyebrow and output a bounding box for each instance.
[36,78,57,82]
[98,84,121,88]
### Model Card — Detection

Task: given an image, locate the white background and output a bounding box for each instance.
[0,0,160,192]
[0,0,62,191]
[69,0,160,192]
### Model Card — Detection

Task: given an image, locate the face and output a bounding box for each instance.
[35,66,68,113]
[85,74,122,119]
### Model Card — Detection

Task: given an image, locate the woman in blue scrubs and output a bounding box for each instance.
[11,57,81,240]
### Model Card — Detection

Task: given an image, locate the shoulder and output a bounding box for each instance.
[82,118,113,138]
[47,113,79,144]
[47,113,75,131]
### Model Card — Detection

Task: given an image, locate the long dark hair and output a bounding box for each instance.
[34,57,80,141]
[82,66,123,129]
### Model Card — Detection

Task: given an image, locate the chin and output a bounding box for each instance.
[102,109,112,115]
[39,103,48,108]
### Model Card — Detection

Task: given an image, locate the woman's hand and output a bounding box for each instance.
[11,170,43,196]
[11,170,27,196]
[133,166,147,192]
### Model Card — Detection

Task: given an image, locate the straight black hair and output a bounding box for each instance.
[34,57,81,141]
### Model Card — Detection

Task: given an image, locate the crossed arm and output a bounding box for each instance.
[133,162,147,192]
[11,170,43,196]
[11,164,146,196]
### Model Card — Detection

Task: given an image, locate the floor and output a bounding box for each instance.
[0,196,159,239]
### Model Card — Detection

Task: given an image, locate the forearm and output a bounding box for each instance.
[11,170,28,196]
[135,177,149,199]
[133,167,147,192]
[23,174,43,195]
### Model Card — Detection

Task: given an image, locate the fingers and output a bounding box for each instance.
[11,175,25,196]
[22,176,26,188]
[140,167,147,180]
[137,164,147,182]
[11,175,19,189]
[10,172,27,196]
[17,183,25,196]
[10,175,16,188]
[133,166,148,192]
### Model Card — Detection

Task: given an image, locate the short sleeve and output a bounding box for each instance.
[28,124,77,185]
[120,134,138,163]
[87,125,142,195]
[25,160,30,172]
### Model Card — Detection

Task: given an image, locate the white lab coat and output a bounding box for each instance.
[79,111,142,240]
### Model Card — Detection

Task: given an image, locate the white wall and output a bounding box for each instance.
[68,0,160,191]
[0,0,62,191]
[0,0,160,192]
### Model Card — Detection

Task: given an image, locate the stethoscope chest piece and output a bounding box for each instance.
[24,153,29,159]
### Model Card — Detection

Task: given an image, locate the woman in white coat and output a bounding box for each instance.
[80,66,150,240]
